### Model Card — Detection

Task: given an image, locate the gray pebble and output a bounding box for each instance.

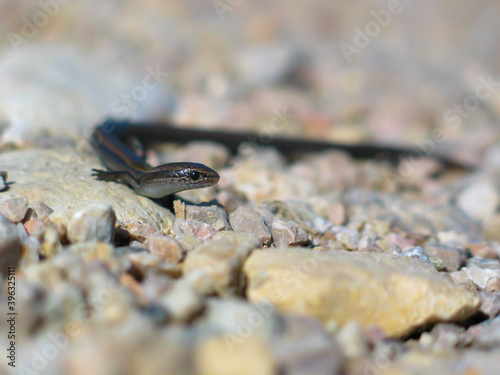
[30,201,54,220]
[229,206,271,246]
[173,218,218,242]
[271,219,309,247]
[424,243,466,272]
[185,205,231,231]
[402,246,432,264]
[478,292,500,318]
[357,235,382,252]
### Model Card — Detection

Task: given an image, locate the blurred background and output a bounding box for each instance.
[0,0,499,161]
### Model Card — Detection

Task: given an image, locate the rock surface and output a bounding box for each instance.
[0,149,175,232]
[244,248,480,337]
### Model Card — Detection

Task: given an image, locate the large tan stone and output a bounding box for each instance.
[243,248,480,338]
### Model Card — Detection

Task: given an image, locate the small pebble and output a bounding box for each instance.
[158,281,204,323]
[456,180,499,221]
[126,220,157,241]
[146,234,185,263]
[68,204,116,243]
[175,234,203,253]
[478,292,500,318]
[24,218,46,236]
[327,202,346,226]
[30,201,54,220]
[271,219,309,247]
[39,227,63,258]
[19,236,40,268]
[184,231,260,295]
[467,243,499,260]
[485,277,500,293]
[185,205,231,231]
[229,206,272,246]
[357,235,382,252]
[424,243,465,272]
[461,266,500,290]
[401,246,431,265]
[0,196,29,223]
[173,218,218,242]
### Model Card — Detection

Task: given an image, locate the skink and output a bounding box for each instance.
[91,121,220,198]
[91,119,472,199]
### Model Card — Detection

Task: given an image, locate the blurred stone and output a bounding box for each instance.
[236,44,300,88]
[184,231,260,295]
[467,242,498,260]
[485,277,500,292]
[0,196,29,223]
[466,257,500,269]
[327,202,346,226]
[469,317,500,349]
[401,246,431,265]
[145,234,185,263]
[0,214,22,276]
[427,323,465,350]
[158,280,204,323]
[39,227,63,258]
[478,292,500,318]
[196,297,275,338]
[19,236,40,268]
[269,314,344,375]
[335,321,370,359]
[30,201,54,220]
[175,233,203,253]
[195,334,275,375]
[24,218,45,236]
[67,242,114,262]
[461,266,500,290]
[126,220,157,241]
[483,213,500,242]
[456,180,499,221]
[358,235,382,252]
[424,243,466,271]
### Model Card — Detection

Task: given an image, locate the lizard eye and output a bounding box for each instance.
[189,170,200,181]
